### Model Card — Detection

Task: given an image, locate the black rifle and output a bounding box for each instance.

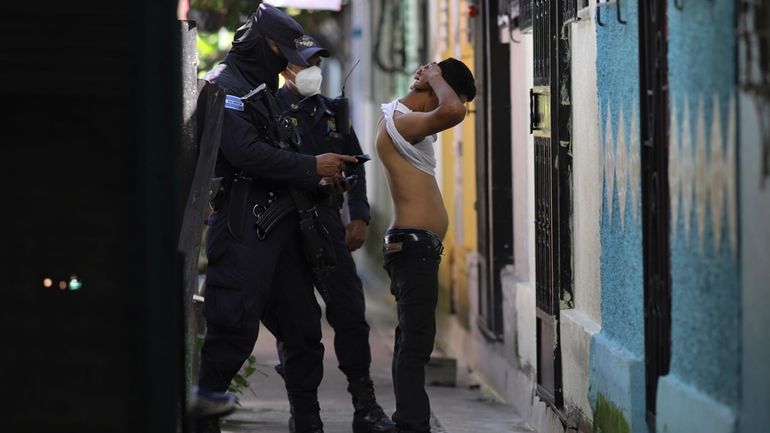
[241,84,336,301]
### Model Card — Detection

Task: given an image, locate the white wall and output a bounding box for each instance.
[561,1,602,421]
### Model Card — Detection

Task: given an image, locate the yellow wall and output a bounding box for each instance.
[436,0,477,329]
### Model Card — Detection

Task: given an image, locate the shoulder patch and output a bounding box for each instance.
[224,95,244,111]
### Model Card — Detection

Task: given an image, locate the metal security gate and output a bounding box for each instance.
[529,0,574,409]
[639,0,671,428]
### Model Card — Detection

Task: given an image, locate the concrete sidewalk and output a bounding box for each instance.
[217,288,534,433]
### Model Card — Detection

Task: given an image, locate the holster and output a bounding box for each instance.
[292,190,337,301]
[226,174,252,242]
[208,176,226,210]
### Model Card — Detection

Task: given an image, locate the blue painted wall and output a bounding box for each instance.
[596,0,643,359]
[590,1,646,431]
[666,0,740,408]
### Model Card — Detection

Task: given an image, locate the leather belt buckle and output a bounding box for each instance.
[384,242,403,253]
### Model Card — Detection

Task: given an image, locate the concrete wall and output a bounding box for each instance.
[656,2,741,432]
[589,1,647,432]
[737,10,770,430]
[738,88,770,433]
[562,2,603,423]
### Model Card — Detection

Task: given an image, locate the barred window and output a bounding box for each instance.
[520,0,533,32]
[562,0,579,23]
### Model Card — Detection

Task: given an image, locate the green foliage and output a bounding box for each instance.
[190,0,226,10]
[196,29,233,77]
[228,354,259,405]
[593,394,631,433]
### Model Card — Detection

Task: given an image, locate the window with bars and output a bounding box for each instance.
[561,0,579,23]
[520,0,533,32]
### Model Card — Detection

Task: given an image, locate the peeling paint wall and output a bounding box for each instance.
[564,2,603,422]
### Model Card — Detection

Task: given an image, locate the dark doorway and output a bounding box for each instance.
[475,0,514,340]
[639,0,672,429]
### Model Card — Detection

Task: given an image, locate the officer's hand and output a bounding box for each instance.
[316,153,358,178]
[345,219,367,251]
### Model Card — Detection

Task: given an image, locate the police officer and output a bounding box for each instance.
[194,4,357,433]
[273,36,396,433]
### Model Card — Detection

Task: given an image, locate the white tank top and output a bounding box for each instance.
[380,99,437,176]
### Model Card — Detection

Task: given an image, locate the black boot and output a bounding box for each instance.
[348,376,396,433]
[289,397,324,433]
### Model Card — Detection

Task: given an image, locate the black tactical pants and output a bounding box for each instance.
[382,228,443,433]
[198,206,324,401]
[276,206,372,381]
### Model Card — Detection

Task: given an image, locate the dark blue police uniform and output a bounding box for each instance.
[196,6,328,432]
[275,81,395,433]
[275,86,372,379]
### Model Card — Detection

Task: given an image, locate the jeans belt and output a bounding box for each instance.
[383,231,443,253]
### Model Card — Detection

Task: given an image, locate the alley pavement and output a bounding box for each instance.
[217,283,535,433]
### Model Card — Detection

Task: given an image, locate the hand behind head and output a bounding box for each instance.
[411,62,441,91]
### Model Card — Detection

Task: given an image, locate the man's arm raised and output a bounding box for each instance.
[393,63,466,144]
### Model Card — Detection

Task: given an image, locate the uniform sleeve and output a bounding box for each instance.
[220,103,321,191]
[342,127,370,223]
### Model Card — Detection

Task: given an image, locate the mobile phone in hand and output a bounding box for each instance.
[346,154,371,170]
[353,154,371,164]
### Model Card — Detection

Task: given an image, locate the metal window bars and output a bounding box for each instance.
[520,0,534,32]
[561,0,578,24]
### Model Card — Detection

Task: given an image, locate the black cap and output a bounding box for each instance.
[295,35,330,62]
[254,3,309,67]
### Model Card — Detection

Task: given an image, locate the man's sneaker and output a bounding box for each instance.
[190,386,238,418]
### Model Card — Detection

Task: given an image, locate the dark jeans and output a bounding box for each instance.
[383,228,443,433]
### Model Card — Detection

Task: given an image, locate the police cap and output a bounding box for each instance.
[254,2,309,67]
[295,35,330,61]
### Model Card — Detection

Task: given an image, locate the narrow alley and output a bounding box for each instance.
[218,279,534,433]
[4,1,770,433]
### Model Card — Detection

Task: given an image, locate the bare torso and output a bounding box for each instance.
[375,116,448,239]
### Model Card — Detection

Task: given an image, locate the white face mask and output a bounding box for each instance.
[288,65,323,97]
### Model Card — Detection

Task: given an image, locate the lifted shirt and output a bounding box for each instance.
[380,99,437,177]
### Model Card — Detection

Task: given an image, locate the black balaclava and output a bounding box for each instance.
[223,14,287,90]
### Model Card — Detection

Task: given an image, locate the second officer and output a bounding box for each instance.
[273,36,396,433]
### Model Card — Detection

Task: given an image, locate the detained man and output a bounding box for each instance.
[374,59,476,433]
